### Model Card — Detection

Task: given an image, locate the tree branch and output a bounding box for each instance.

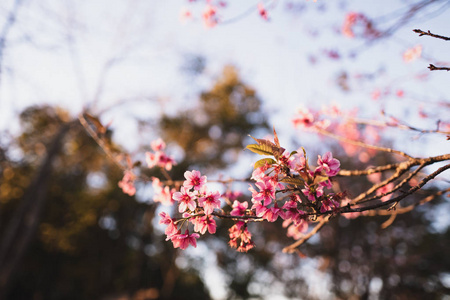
[413,29,450,41]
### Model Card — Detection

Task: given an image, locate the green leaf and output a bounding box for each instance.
[246,144,274,156]
[254,158,276,169]
[290,151,298,157]
[313,175,329,185]
[281,177,305,186]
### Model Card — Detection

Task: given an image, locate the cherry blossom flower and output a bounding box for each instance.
[251,177,277,206]
[229,222,254,252]
[146,151,176,171]
[317,151,340,176]
[230,200,248,216]
[257,3,268,20]
[320,197,340,213]
[173,186,196,212]
[292,107,315,129]
[118,171,136,196]
[192,215,217,235]
[302,184,324,201]
[223,190,242,202]
[152,178,175,205]
[403,45,422,63]
[203,4,219,28]
[251,200,268,217]
[376,182,394,201]
[171,230,200,250]
[151,138,166,152]
[159,212,178,239]
[183,170,207,191]
[262,203,282,222]
[198,190,221,214]
[285,220,308,240]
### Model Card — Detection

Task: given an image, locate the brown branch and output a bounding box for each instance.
[338,163,401,176]
[413,29,450,41]
[338,154,450,177]
[344,163,450,213]
[428,64,450,71]
[356,161,427,205]
[282,215,331,253]
[347,116,450,135]
[364,188,450,216]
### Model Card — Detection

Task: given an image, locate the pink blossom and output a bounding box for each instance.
[317,152,340,176]
[251,177,277,206]
[230,200,248,217]
[193,215,217,234]
[403,45,422,63]
[251,200,268,217]
[291,152,306,173]
[257,3,268,20]
[367,172,381,184]
[302,184,324,202]
[341,197,360,219]
[286,221,308,240]
[146,151,176,171]
[203,4,218,28]
[151,138,166,152]
[262,203,282,222]
[152,178,175,205]
[396,89,404,98]
[229,222,254,252]
[292,107,315,129]
[171,230,200,250]
[376,182,394,201]
[198,190,221,214]
[251,163,270,181]
[320,197,340,213]
[118,171,136,196]
[223,190,242,202]
[183,170,207,191]
[159,212,178,239]
[173,186,196,212]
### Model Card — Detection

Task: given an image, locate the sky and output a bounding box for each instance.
[0,0,449,157]
[0,0,449,298]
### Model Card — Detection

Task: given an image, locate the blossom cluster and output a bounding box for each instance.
[342,12,380,39]
[292,105,381,162]
[160,170,221,250]
[120,136,343,253]
[145,138,177,171]
[243,141,341,241]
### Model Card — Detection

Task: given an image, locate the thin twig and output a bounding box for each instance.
[282,215,331,253]
[428,64,450,71]
[413,29,450,41]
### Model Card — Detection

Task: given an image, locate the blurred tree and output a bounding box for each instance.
[0,65,270,300]
[159,65,269,174]
[0,106,210,300]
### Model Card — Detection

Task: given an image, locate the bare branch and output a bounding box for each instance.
[282,215,331,253]
[428,64,450,71]
[413,29,450,41]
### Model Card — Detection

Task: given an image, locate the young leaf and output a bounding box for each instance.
[273,127,280,147]
[246,144,274,156]
[313,175,329,185]
[254,158,276,169]
[281,177,305,186]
